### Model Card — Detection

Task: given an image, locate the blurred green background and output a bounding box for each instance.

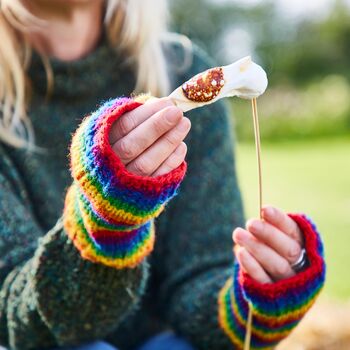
[171,0,350,299]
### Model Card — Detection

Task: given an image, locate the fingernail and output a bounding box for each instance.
[251,220,263,231]
[177,118,190,132]
[165,108,181,123]
[235,229,249,243]
[263,207,273,217]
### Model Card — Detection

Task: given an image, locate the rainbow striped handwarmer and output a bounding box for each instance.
[63,97,186,269]
[218,214,326,349]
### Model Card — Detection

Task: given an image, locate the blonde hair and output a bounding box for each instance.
[0,0,192,148]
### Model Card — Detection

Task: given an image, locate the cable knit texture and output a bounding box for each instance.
[64,97,187,268]
[218,214,326,349]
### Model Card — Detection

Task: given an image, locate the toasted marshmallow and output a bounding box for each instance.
[169,56,268,112]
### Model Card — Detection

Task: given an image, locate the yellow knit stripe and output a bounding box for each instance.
[63,185,155,269]
[229,288,291,344]
[247,289,321,326]
[218,275,322,349]
[218,281,274,350]
[69,120,165,226]
[77,191,144,234]
[133,93,154,103]
[218,278,245,349]
[230,282,319,342]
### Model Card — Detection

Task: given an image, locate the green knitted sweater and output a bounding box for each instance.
[0,35,326,350]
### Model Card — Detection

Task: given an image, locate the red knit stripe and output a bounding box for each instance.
[242,214,324,299]
[92,100,187,195]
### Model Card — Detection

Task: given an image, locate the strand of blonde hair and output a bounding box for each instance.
[0,0,190,149]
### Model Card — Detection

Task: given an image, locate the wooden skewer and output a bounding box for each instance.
[244,97,263,350]
[252,97,263,220]
[244,303,254,350]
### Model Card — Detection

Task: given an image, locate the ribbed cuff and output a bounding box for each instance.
[63,97,187,268]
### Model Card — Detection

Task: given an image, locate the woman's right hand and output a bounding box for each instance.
[108,97,191,177]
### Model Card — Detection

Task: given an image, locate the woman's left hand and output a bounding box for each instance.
[232,206,304,283]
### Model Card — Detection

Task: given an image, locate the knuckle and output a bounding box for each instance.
[164,157,177,170]
[287,244,301,262]
[161,97,177,107]
[154,97,175,110]
[133,158,152,176]
[165,154,182,169]
[258,221,267,237]
[174,107,184,118]
[164,132,179,148]
[292,223,303,242]
[250,242,260,257]
[153,116,168,134]
[155,164,172,177]
[275,261,290,277]
[118,114,134,136]
[164,107,183,125]
[166,105,182,116]
[248,219,267,237]
[116,138,134,160]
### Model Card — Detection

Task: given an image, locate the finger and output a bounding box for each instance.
[235,246,273,284]
[125,117,191,176]
[109,97,175,143]
[233,228,296,281]
[246,219,302,264]
[113,106,183,164]
[151,142,187,177]
[262,206,303,245]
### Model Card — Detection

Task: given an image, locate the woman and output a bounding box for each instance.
[0,1,326,349]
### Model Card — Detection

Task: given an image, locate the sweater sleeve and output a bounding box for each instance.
[0,96,186,349]
[218,214,326,349]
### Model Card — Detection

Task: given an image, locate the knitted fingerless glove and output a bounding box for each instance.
[63,97,187,269]
[218,214,326,349]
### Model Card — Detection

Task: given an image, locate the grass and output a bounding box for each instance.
[235,137,350,299]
